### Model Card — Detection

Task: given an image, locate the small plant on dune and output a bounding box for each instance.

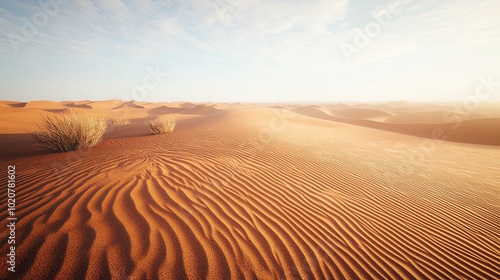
[146,118,176,134]
[109,116,131,126]
[28,110,108,152]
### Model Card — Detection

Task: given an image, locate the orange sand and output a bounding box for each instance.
[0,100,499,279]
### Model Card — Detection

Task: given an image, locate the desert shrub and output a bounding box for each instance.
[109,116,131,126]
[146,118,176,134]
[28,110,108,152]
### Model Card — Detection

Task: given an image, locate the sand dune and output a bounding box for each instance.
[0,110,48,134]
[0,101,27,108]
[85,100,126,110]
[180,104,222,115]
[177,102,197,108]
[293,105,500,146]
[25,100,68,110]
[322,103,353,110]
[64,102,92,109]
[352,102,450,114]
[113,101,145,109]
[385,111,486,124]
[1,101,499,279]
[148,105,186,116]
[329,108,394,122]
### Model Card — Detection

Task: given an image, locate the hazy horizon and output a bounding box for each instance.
[4,99,500,105]
[1,0,499,103]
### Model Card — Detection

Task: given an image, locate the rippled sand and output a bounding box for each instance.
[1,100,499,279]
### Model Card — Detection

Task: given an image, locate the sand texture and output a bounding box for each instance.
[1,101,499,279]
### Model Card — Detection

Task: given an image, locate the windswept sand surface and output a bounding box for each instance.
[1,101,499,279]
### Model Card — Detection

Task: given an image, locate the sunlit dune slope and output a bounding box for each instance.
[1,101,499,279]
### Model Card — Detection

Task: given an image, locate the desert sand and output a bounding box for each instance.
[1,100,499,279]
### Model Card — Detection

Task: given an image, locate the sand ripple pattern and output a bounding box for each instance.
[1,109,499,280]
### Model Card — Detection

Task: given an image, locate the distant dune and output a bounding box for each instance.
[180,104,221,115]
[113,101,145,109]
[0,100,499,279]
[0,101,27,108]
[329,108,394,121]
[386,111,469,124]
[147,105,186,116]
[25,100,67,109]
[85,100,125,110]
[64,102,92,109]
[291,103,500,146]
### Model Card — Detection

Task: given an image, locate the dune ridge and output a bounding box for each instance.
[293,105,500,146]
[1,103,499,279]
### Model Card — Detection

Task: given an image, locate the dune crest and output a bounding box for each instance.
[0,101,499,279]
[329,108,394,121]
[113,101,145,109]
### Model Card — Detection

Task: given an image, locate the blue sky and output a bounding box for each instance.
[0,0,499,102]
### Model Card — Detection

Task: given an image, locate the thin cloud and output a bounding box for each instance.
[0,0,498,102]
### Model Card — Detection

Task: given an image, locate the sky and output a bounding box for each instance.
[0,0,499,103]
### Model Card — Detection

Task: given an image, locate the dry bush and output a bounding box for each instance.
[28,110,108,152]
[109,116,131,126]
[146,118,176,134]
